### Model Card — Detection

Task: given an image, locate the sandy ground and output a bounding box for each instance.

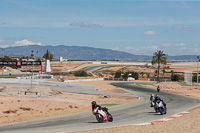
[143,82,200,99]
[0,81,136,125]
[2,62,200,132]
[0,80,200,132]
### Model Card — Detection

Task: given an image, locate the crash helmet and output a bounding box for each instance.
[91,101,96,106]
[155,94,158,98]
[151,94,154,97]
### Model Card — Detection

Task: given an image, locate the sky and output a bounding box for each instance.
[0,0,200,56]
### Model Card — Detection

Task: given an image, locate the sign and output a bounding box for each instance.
[17,61,21,66]
[21,61,41,65]
[0,61,17,66]
[0,61,41,66]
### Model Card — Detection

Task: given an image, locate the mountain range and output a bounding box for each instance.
[0,45,199,61]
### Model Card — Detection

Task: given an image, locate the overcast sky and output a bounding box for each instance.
[0,0,200,56]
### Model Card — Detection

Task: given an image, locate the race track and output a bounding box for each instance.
[0,82,199,133]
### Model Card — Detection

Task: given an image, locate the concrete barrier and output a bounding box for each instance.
[16,74,53,79]
[64,78,104,83]
[104,78,127,81]
[0,78,94,90]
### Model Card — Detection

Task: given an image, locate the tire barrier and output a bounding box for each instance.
[104,78,127,81]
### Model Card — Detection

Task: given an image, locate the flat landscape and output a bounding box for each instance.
[0,61,200,132]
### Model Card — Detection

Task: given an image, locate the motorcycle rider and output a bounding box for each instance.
[92,101,102,112]
[91,101,113,122]
[150,94,155,107]
[157,85,160,92]
[155,94,161,101]
[91,101,108,118]
[154,95,167,109]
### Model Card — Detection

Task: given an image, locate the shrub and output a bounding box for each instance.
[74,71,89,77]
[171,74,179,81]
[124,72,139,80]
[114,71,122,78]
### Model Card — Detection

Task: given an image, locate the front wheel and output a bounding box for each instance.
[108,114,113,122]
[96,114,103,123]
[159,108,166,115]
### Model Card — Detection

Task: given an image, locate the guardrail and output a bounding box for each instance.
[64,78,104,83]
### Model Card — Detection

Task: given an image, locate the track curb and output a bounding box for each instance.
[118,111,189,127]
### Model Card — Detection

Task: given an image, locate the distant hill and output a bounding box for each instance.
[0,45,199,61]
[1,45,150,61]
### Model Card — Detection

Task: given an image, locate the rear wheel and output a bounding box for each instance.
[155,107,159,113]
[96,114,103,123]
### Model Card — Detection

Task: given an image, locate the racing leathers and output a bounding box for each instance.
[92,104,107,117]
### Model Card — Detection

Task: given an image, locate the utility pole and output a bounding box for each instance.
[30,50,38,91]
[25,50,38,95]
[197,56,199,88]
[2,48,5,58]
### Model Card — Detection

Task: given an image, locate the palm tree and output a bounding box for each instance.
[151,50,167,82]
[162,69,166,79]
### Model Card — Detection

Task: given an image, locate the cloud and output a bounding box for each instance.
[0,39,42,48]
[3,36,44,40]
[173,26,200,32]
[175,43,185,47]
[69,22,103,28]
[160,43,199,56]
[111,42,200,56]
[162,43,172,47]
[111,47,120,51]
[165,30,175,33]
[144,31,156,35]
[162,43,186,47]
[115,45,159,55]
[174,26,191,29]
[14,39,42,46]
[0,40,11,48]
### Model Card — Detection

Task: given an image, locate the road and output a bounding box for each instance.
[81,65,110,72]
[0,82,199,133]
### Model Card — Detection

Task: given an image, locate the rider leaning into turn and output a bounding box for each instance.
[150,94,155,101]
[91,101,102,113]
[154,95,167,109]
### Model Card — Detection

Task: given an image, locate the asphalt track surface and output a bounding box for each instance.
[0,82,199,133]
[81,65,110,72]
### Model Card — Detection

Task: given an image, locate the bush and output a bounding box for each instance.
[74,71,90,77]
[114,71,139,79]
[192,74,200,82]
[124,72,139,80]
[114,71,122,78]
[171,74,179,81]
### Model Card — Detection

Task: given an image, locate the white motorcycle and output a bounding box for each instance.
[155,100,167,115]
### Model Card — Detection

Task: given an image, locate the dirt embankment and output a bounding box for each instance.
[0,81,136,125]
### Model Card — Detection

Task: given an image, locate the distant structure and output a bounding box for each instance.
[59,56,67,62]
[59,56,63,62]
[44,50,51,73]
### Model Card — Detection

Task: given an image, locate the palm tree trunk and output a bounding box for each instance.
[157,64,160,82]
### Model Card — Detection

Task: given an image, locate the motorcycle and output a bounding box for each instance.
[93,107,113,123]
[154,100,167,115]
[150,99,155,107]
